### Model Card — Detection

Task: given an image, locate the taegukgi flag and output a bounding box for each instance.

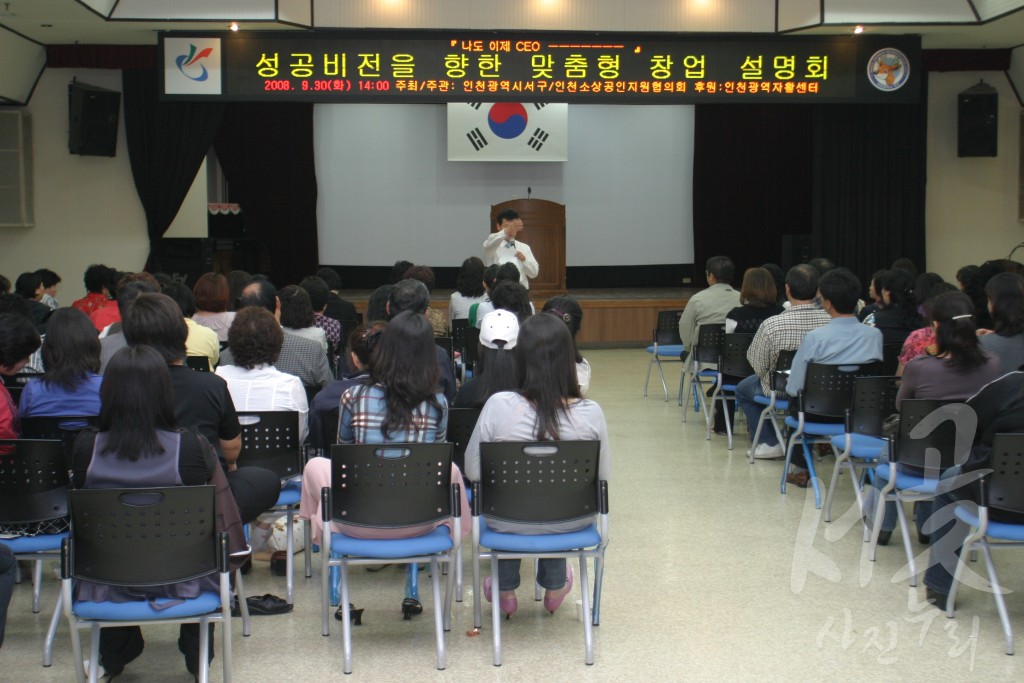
[447,102,568,162]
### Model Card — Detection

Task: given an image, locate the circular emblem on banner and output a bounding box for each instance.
[867,48,910,92]
[487,103,528,139]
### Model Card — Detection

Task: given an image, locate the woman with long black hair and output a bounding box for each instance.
[19,307,102,418]
[978,272,1024,373]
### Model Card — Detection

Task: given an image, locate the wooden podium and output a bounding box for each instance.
[489,198,566,299]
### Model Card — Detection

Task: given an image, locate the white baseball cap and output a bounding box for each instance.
[479,309,519,350]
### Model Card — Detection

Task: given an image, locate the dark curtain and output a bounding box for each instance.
[812,102,928,285]
[213,103,319,287]
[692,104,815,280]
[122,69,224,272]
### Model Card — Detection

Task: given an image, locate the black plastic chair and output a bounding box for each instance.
[321,443,459,673]
[948,433,1024,655]
[643,310,684,402]
[436,336,455,381]
[462,327,480,379]
[823,375,900,523]
[185,355,212,372]
[60,486,232,683]
[237,411,309,603]
[0,438,69,666]
[471,440,609,666]
[1,372,43,405]
[747,348,798,464]
[708,333,755,449]
[869,399,972,585]
[880,342,903,375]
[450,319,470,381]
[20,415,99,468]
[320,406,340,456]
[681,323,725,425]
[446,407,481,601]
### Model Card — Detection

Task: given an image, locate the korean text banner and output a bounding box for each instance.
[159,30,921,105]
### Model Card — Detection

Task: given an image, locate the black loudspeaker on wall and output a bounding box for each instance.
[68,80,121,157]
[958,82,998,158]
[779,234,814,270]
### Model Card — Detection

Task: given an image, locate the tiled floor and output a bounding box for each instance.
[4,348,1022,680]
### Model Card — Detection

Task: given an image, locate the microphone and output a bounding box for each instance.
[527,186,532,200]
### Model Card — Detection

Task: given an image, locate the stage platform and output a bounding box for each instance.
[345,287,700,347]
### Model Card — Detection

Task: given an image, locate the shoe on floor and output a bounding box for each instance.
[483,576,518,616]
[753,443,784,459]
[786,470,810,488]
[926,588,948,611]
[543,566,574,614]
[876,530,892,546]
[231,593,293,617]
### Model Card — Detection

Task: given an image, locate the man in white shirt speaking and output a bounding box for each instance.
[483,209,540,289]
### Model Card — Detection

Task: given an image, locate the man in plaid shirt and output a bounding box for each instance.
[735,264,830,459]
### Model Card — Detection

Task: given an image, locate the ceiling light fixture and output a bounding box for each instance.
[229,22,239,31]
[853,25,864,34]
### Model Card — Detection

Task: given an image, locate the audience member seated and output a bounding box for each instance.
[857,269,887,322]
[162,281,220,371]
[279,284,328,354]
[472,263,522,327]
[35,268,61,311]
[298,312,470,620]
[678,255,740,359]
[736,265,829,459]
[956,264,993,330]
[93,272,162,338]
[761,262,787,307]
[869,268,920,346]
[895,282,957,376]
[71,263,117,317]
[227,270,252,312]
[99,280,161,372]
[464,314,610,616]
[192,272,236,343]
[784,268,883,488]
[299,276,343,364]
[870,292,1002,545]
[543,296,592,396]
[366,284,393,323]
[386,279,456,402]
[726,267,785,334]
[70,345,236,677]
[449,257,487,328]
[978,272,1024,373]
[309,321,384,449]
[13,271,52,329]
[18,308,102,417]
[402,265,448,337]
[453,310,519,409]
[315,267,358,322]
[488,281,533,323]
[390,260,413,285]
[0,312,41,439]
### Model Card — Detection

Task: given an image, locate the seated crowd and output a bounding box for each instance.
[0,255,601,674]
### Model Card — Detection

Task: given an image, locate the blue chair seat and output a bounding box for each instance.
[329,525,452,558]
[753,395,789,410]
[276,486,301,507]
[875,464,940,494]
[954,506,1024,541]
[829,433,887,459]
[480,523,601,553]
[74,592,222,620]
[4,532,66,553]
[646,344,684,357]
[784,416,845,437]
[721,383,738,392]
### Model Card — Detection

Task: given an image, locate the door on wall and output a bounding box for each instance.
[489,198,566,299]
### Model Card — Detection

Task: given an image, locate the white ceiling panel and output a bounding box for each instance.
[278,0,313,27]
[0,25,46,104]
[110,0,279,21]
[823,0,976,24]
[777,0,823,32]
[972,0,1024,21]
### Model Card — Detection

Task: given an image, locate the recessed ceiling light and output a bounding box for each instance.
[853,25,864,34]
[229,22,239,31]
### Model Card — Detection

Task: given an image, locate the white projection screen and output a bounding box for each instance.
[314,104,694,268]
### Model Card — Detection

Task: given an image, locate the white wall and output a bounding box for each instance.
[0,68,148,303]
[925,71,1022,281]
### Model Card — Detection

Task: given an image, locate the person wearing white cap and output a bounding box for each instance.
[453,309,519,409]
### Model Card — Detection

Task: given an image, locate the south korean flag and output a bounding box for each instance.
[447,103,568,162]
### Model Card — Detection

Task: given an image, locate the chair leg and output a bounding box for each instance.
[895,501,917,586]
[979,545,1015,655]
[42,590,62,666]
[533,558,542,602]
[824,452,846,523]
[341,561,354,674]
[472,548,482,630]
[748,406,770,463]
[780,429,802,494]
[455,543,464,603]
[30,559,43,613]
[88,623,101,683]
[723,396,734,450]
[591,553,604,626]
[579,556,594,666]
[802,437,823,509]
[304,519,312,578]
[655,359,669,401]
[234,570,251,637]
[642,356,653,398]
[443,553,455,632]
[430,557,446,670]
[198,616,210,683]
[220,576,233,683]
[320,545,331,637]
[490,556,502,667]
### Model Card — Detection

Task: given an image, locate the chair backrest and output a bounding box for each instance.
[720,333,755,378]
[447,407,482,474]
[0,372,43,389]
[654,310,684,344]
[68,485,220,585]
[0,439,69,525]
[880,343,903,375]
[185,356,212,372]
[693,323,725,364]
[478,441,601,525]
[463,327,480,368]
[653,328,682,347]
[451,318,469,355]
[328,442,454,528]
[236,411,303,480]
[436,336,455,377]
[893,399,967,478]
[769,349,798,395]
[985,433,1024,516]
[847,376,900,436]
[20,415,99,464]
[321,406,340,450]
[799,361,887,418]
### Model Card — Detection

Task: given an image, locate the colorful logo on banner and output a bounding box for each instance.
[867,48,909,92]
[164,37,222,95]
[447,103,568,162]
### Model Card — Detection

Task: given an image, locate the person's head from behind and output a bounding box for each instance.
[0,274,9,294]
[390,260,414,285]
[489,281,531,322]
[279,285,315,329]
[121,293,189,364]
[239,278,279,316]
[482,264,501,293]
[985,272,1024,336]
[83,264,116,296]
[496,262,521,285]
[456,257,486,298]
[161,281,197,318]
[35,269,61,299]
[879,268,915,308]
[0,312,41,375]
[913,273,946,309]
[403,265,436,294]
[299,276,330,314]
[229,307,284,369]
[192,272,230,314]
[705,256,735,286]
[346,321,387,372]
[931,291,986,369]
[387,278,429,318]
[785,264,819,302]
[99,345,177,461]
[115,272,161,303]
[738,267,777,308]
[316,267,342,292]
[807,257,835,276]
[227,270,252,312]
[956,265,982,293]
[14,272,44,301]
[41,308,100,389]
[891,257,919,280]
[542,296,584,363]
[366,285,393,322]
[368,311,441,438]
[817,268,861,315]
[476,310,519,399]
[515,313,580,440]
[761,263,786,303]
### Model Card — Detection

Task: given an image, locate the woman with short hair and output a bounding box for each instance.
[191,272,235,342]
[279,284,328,353]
